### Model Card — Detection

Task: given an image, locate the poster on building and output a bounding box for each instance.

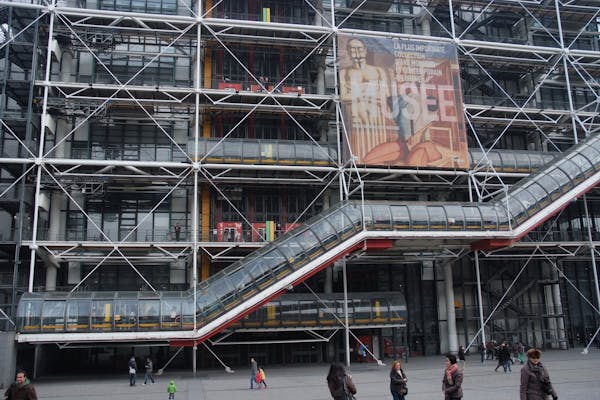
[338,34,468,169]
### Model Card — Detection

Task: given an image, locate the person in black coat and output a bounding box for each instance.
[389,360,408,400]
[327,363,357,400]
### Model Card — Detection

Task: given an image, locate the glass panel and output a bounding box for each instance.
[495,205,511,230]
[514,153,531,172]
[427,206,446,230]
[463,206,482,230]
[139,300,160,330]
[263,248,292,278]
[66,300,91,332]
[479,205,499,229]
[91,300,113,331]
[41,301,66,332]
[277,236,307,269]
[341,203,364,229]
[547,167,572,192]
[578,143,600,168]
[161,299,182,330]
[181,297,195,329]
[370,205,392,229]
[506,196,528,223]
[299,300,317,323]
[354,299,371,322]
[407,205,428,229]
[556,159,582,181]
[444,205,465,229]
[18,300,42,332]
[523,181,550,209]
[391,205,410,229]
[295,143,313,162]
[310,218,340,249]
[327,208,358,239]
[243,141,259,162]
[535,174,562,200]
[567,152,594,179]
[295,228,323,259]
[227,266,256,297]
[280,298,299,325]
[513,187,539,215]
[114,300,138,330]
[499,152,517,171]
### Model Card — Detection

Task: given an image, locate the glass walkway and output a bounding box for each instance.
[193,138,558,173]
[16,133,600,343]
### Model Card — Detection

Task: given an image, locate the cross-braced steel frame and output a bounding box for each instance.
[0,0,599,354]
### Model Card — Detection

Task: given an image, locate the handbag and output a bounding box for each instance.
[129,367,136,374]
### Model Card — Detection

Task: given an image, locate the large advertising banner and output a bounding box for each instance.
[338,34,469,169]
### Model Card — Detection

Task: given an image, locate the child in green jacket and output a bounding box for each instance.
[167,380,177,399]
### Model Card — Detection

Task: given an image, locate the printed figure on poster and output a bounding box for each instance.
[339,34,468,169]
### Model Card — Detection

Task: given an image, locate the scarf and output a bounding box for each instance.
[445,363,459,385]
[14,378,30,389]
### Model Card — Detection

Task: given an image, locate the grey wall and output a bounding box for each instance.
[0,332,16,389]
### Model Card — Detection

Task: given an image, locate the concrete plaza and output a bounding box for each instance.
[34,348,600,400]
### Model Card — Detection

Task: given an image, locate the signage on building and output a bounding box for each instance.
[338,34,468,169]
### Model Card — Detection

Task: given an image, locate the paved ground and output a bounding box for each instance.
[34,347,600,400]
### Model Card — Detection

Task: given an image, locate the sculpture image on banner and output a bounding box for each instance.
[338,34,468,169]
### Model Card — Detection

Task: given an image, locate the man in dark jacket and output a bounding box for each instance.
[4,370,37,400]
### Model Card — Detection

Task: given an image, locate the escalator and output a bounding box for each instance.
[15,133,600,344]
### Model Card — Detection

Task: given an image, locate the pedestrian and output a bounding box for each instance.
[517,342,526,364]
[520,348,557,400]
[259,366,268,388]
[358,343,367,362]
[249,357,258,389]
[128,356,137,386]
[495,343,511,373]
[327,363,357,400]
[3,369,37,400]
[389,360,408,400]
[458,346,466,371]
[174,223,181,241]
[442,353,463,400]
[144,357,155,385]
[478,343,485,363]
[501,343,512,373]
[167,380,177,399]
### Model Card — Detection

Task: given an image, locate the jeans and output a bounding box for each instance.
[129,373,136,386]
[168,394,174,399]
[391,391,405,400]
[503,360,512,373]
[250,375,256,389]
[144,372,155,384]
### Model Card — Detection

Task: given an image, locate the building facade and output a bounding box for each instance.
[0,0,599,379]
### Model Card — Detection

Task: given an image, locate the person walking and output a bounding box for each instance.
[458,346,466,371]
[520,348,557,400]
[167,380,177,399]
[442,353,463,400]
[128,356,138,386]
[3,369,37,400]
[327,363,357,400]
[517,342,526,364]
[144,357,155,385]
[501,343,512,373]
[249,357,258,389]
[389,360,408,400]
[258,366,268,389]
[478,343,485,363]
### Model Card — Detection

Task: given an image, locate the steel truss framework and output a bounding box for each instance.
[0,0,599,355]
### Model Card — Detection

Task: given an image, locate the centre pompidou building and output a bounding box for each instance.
[0,0,599,379]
